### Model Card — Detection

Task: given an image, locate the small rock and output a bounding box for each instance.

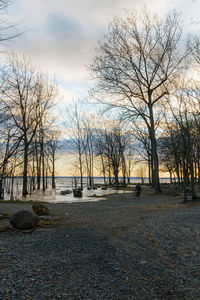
[32,204,50,216]
[60,189,72,195]
[101,186,107,190]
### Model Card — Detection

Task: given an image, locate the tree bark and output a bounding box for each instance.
[52,153,56,188]
[22,143,28,196]
[149,105,161,193]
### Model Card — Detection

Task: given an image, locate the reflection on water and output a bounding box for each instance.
[2,176,170,203]
[20,187,131,203]
[3,177,132,203]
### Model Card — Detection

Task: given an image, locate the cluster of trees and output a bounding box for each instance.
[158,81,200,201]
[0,0,60,199]
[2,1,198,202]
[0,54,60,198]
[86,8,200,200]
[65,9,200,202]
[65,104,134,189]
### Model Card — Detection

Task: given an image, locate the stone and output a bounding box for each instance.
[73,189,82,197]
[60,189,72,195]
[10,210,39,230]
[101,186,107,190]
[32,203,50,216]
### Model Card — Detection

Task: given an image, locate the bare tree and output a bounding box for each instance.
[46,129,61,189]
[0,0,21,42]
[95,124,130,185]
[91,9,191,193]
[82,117,95,188]
[0,116,22,198]
[64,103,85,190]
[1,54,56,196]
[163,79,199,201]
[136,164,146,184]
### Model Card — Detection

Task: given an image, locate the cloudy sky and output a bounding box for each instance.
[5,0,200,104]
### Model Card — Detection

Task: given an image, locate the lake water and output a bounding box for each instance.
[2,176,171,203]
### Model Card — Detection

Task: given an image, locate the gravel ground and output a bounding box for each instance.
[0,188,200,299]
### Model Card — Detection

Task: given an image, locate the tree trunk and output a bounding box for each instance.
[52,154,56,188]
[37,154,41,190]
[78,154,83,190]
[32,156,36,190]
[100,155,106,185]
[46,168,48,189]
[148,154,152,185]
[42,154,45,192]
[175,162,180,184]
[0,179,3,199]
[189,158,197,201]
[108,163,112,185]
[10,176,14,201]
[22,143,28,196]
[149,104,161,193]
[114,166,119,185]
[89,176,92,187]
[122,157,126,184]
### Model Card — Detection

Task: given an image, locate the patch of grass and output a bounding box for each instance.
[38,216,66,228]
[0,226,11,233]
[0,213,11,220]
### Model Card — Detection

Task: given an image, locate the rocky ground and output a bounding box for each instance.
[0,187,200,299]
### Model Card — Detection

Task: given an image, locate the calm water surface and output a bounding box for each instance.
[3,177,170,203]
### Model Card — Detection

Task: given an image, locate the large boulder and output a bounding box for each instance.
[10,210,39,230]
[32,203,50,216]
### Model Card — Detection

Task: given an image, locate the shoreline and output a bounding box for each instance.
[0,186,198,230]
